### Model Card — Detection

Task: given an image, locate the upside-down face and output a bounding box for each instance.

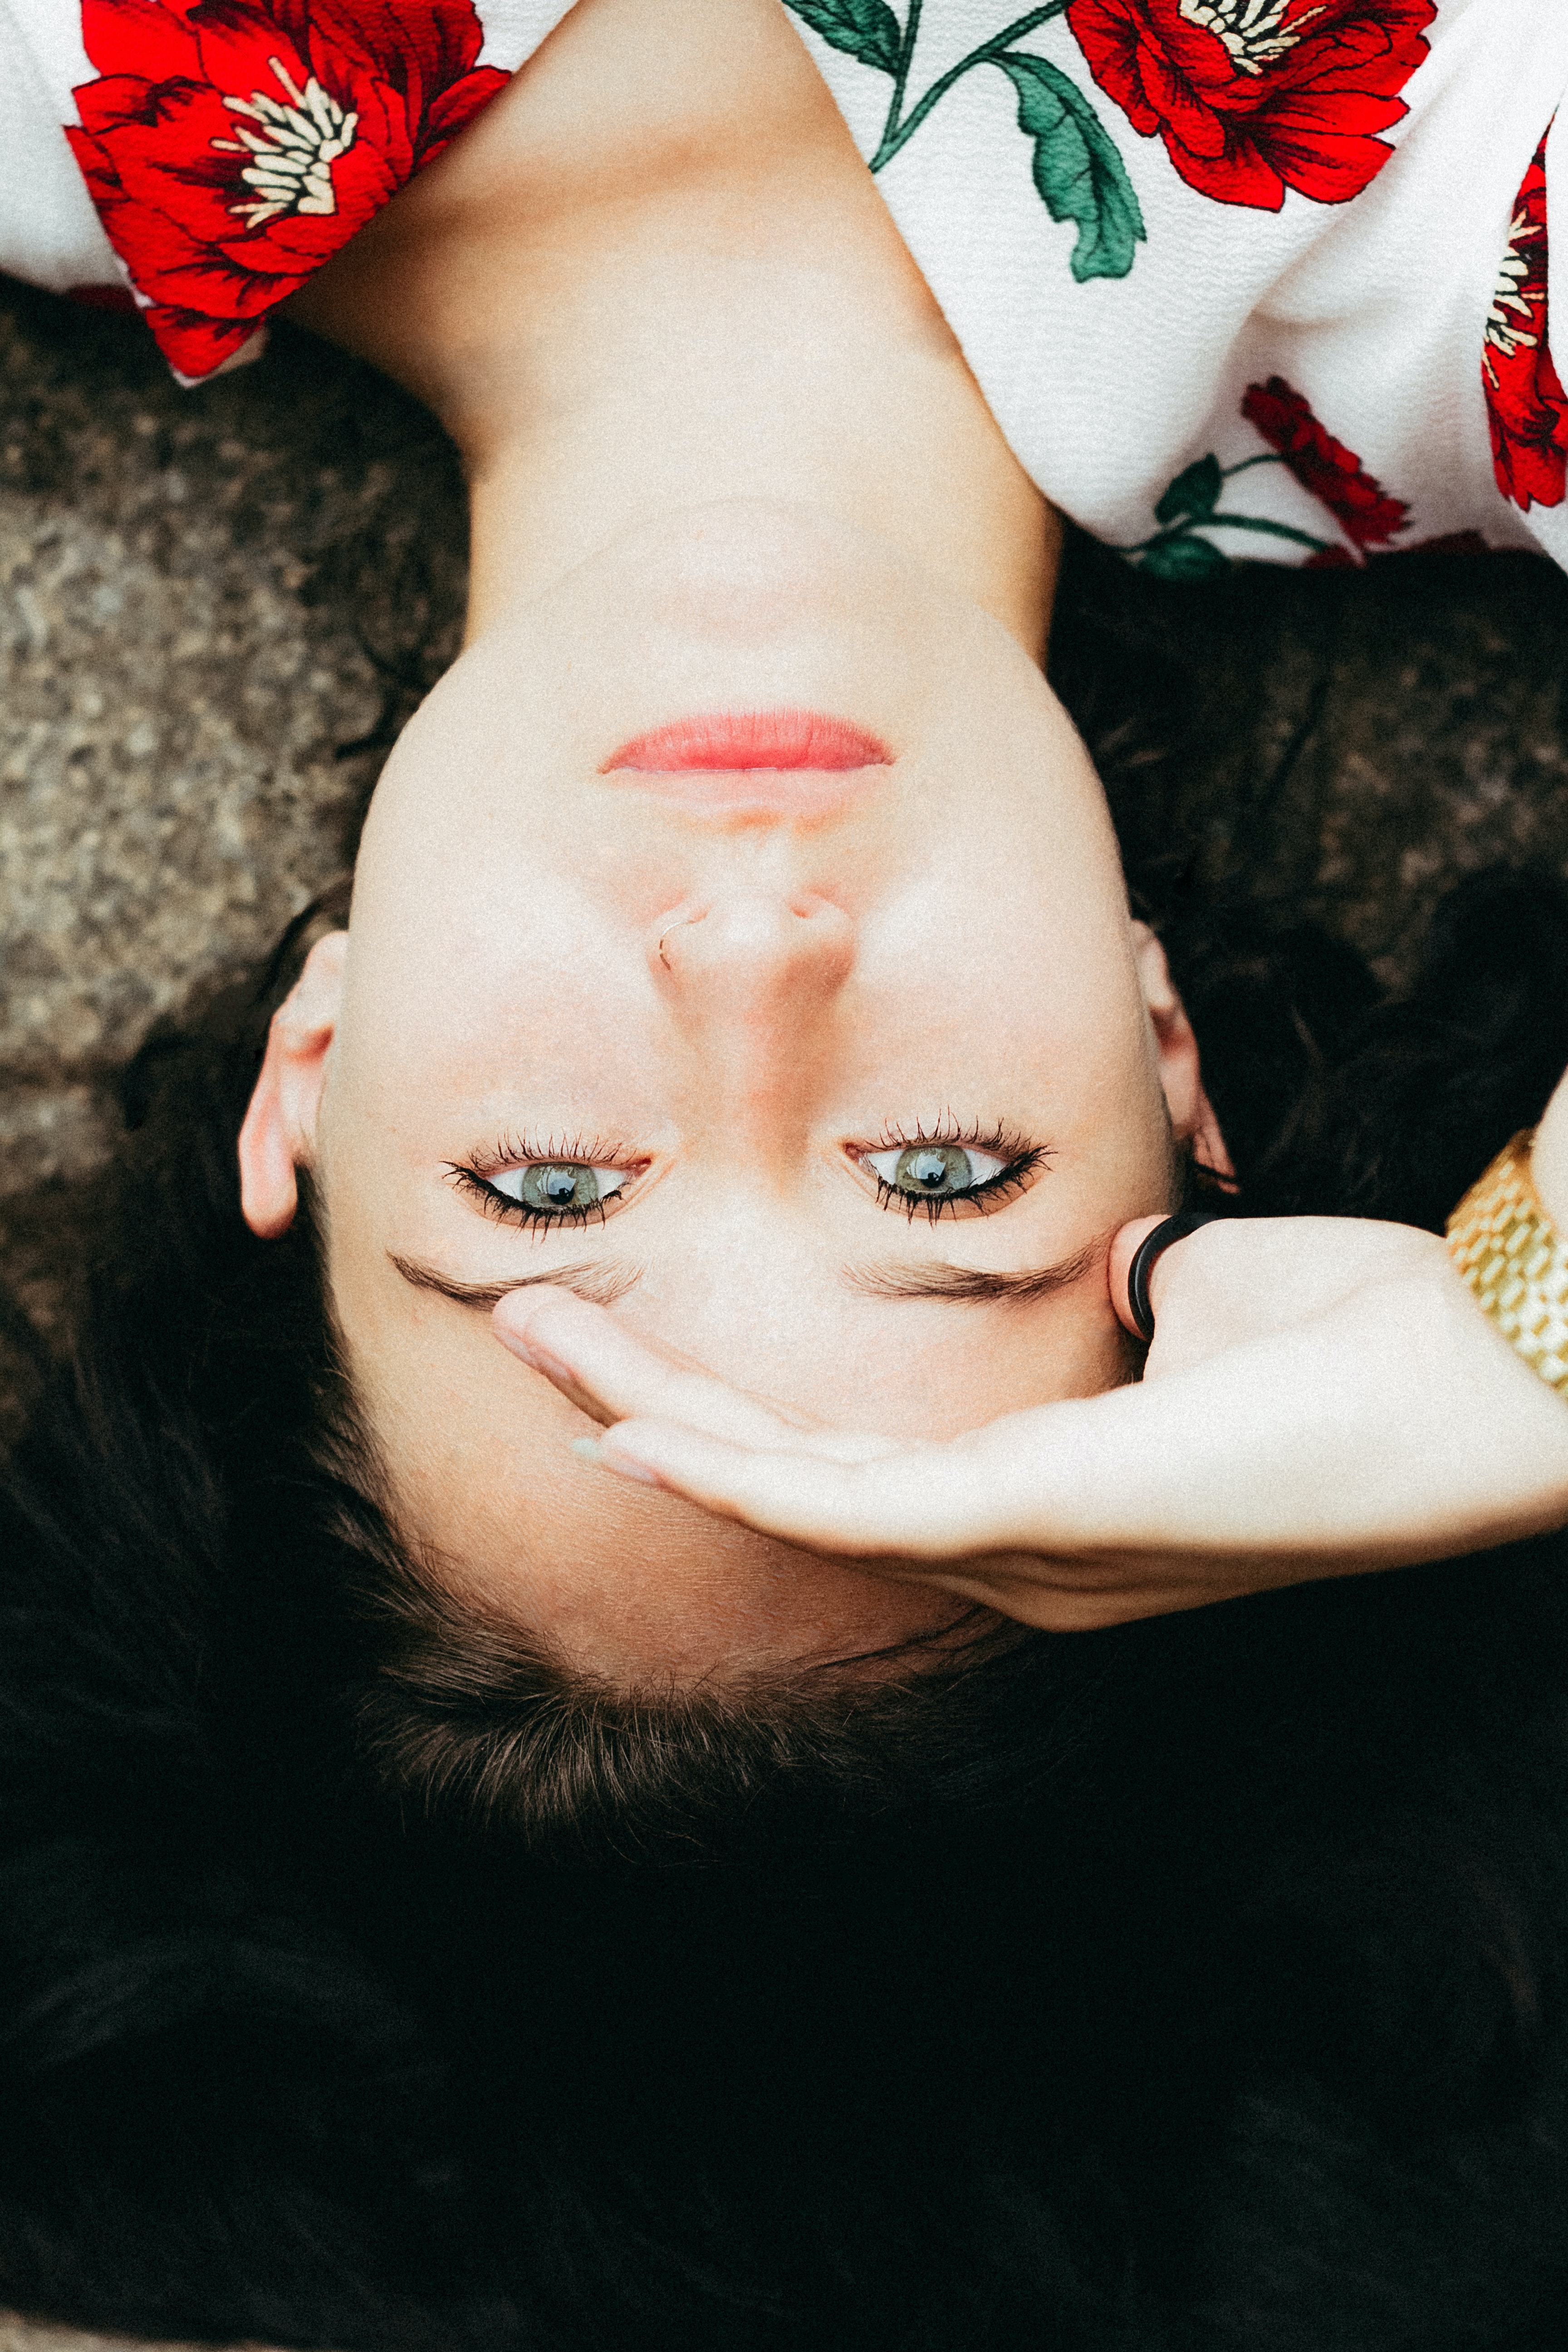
[243,502,1209,1688]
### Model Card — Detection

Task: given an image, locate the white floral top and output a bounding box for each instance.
[1,0,1566,578]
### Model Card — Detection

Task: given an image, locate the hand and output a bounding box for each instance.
[491,1218,1568,1632]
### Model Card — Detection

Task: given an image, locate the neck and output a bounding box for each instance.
[284,0,1058,652]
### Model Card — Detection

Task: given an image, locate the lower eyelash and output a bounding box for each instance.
[445,1124,1046,1228]
[445,1132,639,1230]
[445,1164,617,1230]
[868,1148,1045,1224]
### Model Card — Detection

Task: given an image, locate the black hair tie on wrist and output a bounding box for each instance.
[1125,1210,1227,1343]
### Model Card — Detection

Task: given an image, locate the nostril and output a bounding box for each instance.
[656,908,705,969]
[652,892,854,987]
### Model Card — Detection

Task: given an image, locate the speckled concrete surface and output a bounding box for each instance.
[0,276,465,1390]
[0,2318,218,2352]
[3,270,1568,1418]
[1168,548,1568,977]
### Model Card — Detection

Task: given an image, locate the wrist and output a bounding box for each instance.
[1532,1074,1568,1230]
[1448,1131,1568,1400]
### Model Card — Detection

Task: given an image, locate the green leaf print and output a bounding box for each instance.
[1127,450,1332,572]
[787,0,903,75]
[783,1,1144,284]
[992,54,1145,284]
[1154,454,1221,527]
[1138,535,1232,580]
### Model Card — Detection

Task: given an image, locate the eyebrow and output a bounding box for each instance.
[389,1253,644,1310]
[390,1243,1098,1315]
[843,1244,1098,1304]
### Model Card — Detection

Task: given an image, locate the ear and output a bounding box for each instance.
[238,931,348,1238]
[1130,921,1236,1189]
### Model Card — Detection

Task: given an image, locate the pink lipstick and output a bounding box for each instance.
[603,709,891,774]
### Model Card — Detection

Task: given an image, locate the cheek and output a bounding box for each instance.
[342,957,606,1104]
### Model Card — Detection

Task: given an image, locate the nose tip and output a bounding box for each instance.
[653,892,855,1000]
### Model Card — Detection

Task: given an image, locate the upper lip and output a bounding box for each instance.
[603,710,892,773]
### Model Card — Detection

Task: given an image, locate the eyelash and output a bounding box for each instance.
[858,1118,1049,1225]
[444,1133,641,1231]
[447,1121,1049,1229]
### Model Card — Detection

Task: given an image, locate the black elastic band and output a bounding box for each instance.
[1125,1210,1227,1343]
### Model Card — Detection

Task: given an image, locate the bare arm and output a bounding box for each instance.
[489,1194,1568,1634]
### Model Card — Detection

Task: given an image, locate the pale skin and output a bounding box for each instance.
[240,0,1568,1678]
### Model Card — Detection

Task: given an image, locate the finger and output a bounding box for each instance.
[586,1420,1248,1632]
[588,1412,1028,1559]
[1137,1217,1454,1377]
[495,1288,848,1452]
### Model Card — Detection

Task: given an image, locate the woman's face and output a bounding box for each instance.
[249,504,1203,1687]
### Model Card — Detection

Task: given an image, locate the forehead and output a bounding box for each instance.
[337,1248,1128,1689]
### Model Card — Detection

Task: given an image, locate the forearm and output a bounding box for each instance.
[1531,1063,1568,1227]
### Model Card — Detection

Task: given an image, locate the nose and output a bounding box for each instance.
[655,889,854,997]
[651,891,856,1152]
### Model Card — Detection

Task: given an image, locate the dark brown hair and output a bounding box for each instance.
[7,550,1568,2347]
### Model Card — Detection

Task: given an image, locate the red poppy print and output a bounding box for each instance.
[1482,132,1568,514]
[65,0,508,379]
[1064,0,1436,210]
[1241,374,1407,544]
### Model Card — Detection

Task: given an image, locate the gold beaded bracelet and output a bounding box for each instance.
[1446,1129,1568,1396]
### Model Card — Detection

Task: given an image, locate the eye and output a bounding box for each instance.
[854,1128,1047,1221]
[488,1162,633,1214]
[863,1142,1009,1201]
[447,1138,641,1229]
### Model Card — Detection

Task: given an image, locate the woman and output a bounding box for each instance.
[6,0,1568,1684]
[6,862,1568,2342]
[6,8,1568,2334]
[13,0,1228,1694]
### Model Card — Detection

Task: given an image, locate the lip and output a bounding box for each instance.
[602,709,892,773]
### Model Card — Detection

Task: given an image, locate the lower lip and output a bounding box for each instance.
[603,710,892,774]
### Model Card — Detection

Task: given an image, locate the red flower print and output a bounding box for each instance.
[1241,375,1407,545]
[1064,0,1436,210]
[65,0,508,379]
[1481,132,1568,514]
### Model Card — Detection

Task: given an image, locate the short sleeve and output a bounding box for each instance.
[0,0,574,384]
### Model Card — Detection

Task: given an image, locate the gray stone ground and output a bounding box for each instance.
[0,278,465,1421]
[1,2320,208,2352]
[2,270,1568,1437]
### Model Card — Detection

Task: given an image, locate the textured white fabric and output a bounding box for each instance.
[787,0,1568,569]
[0,0,118,291]
[473,0,578,71]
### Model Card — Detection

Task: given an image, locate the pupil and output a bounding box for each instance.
[524,1163,592,1210]
[898,1145,969,1195]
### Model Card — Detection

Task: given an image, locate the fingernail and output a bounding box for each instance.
[571,1435,663,1487]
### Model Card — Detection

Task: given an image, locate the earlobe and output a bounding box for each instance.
[1131,922,1236,1189]
[238,1037,301,1238]
[237,931,348,1239]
